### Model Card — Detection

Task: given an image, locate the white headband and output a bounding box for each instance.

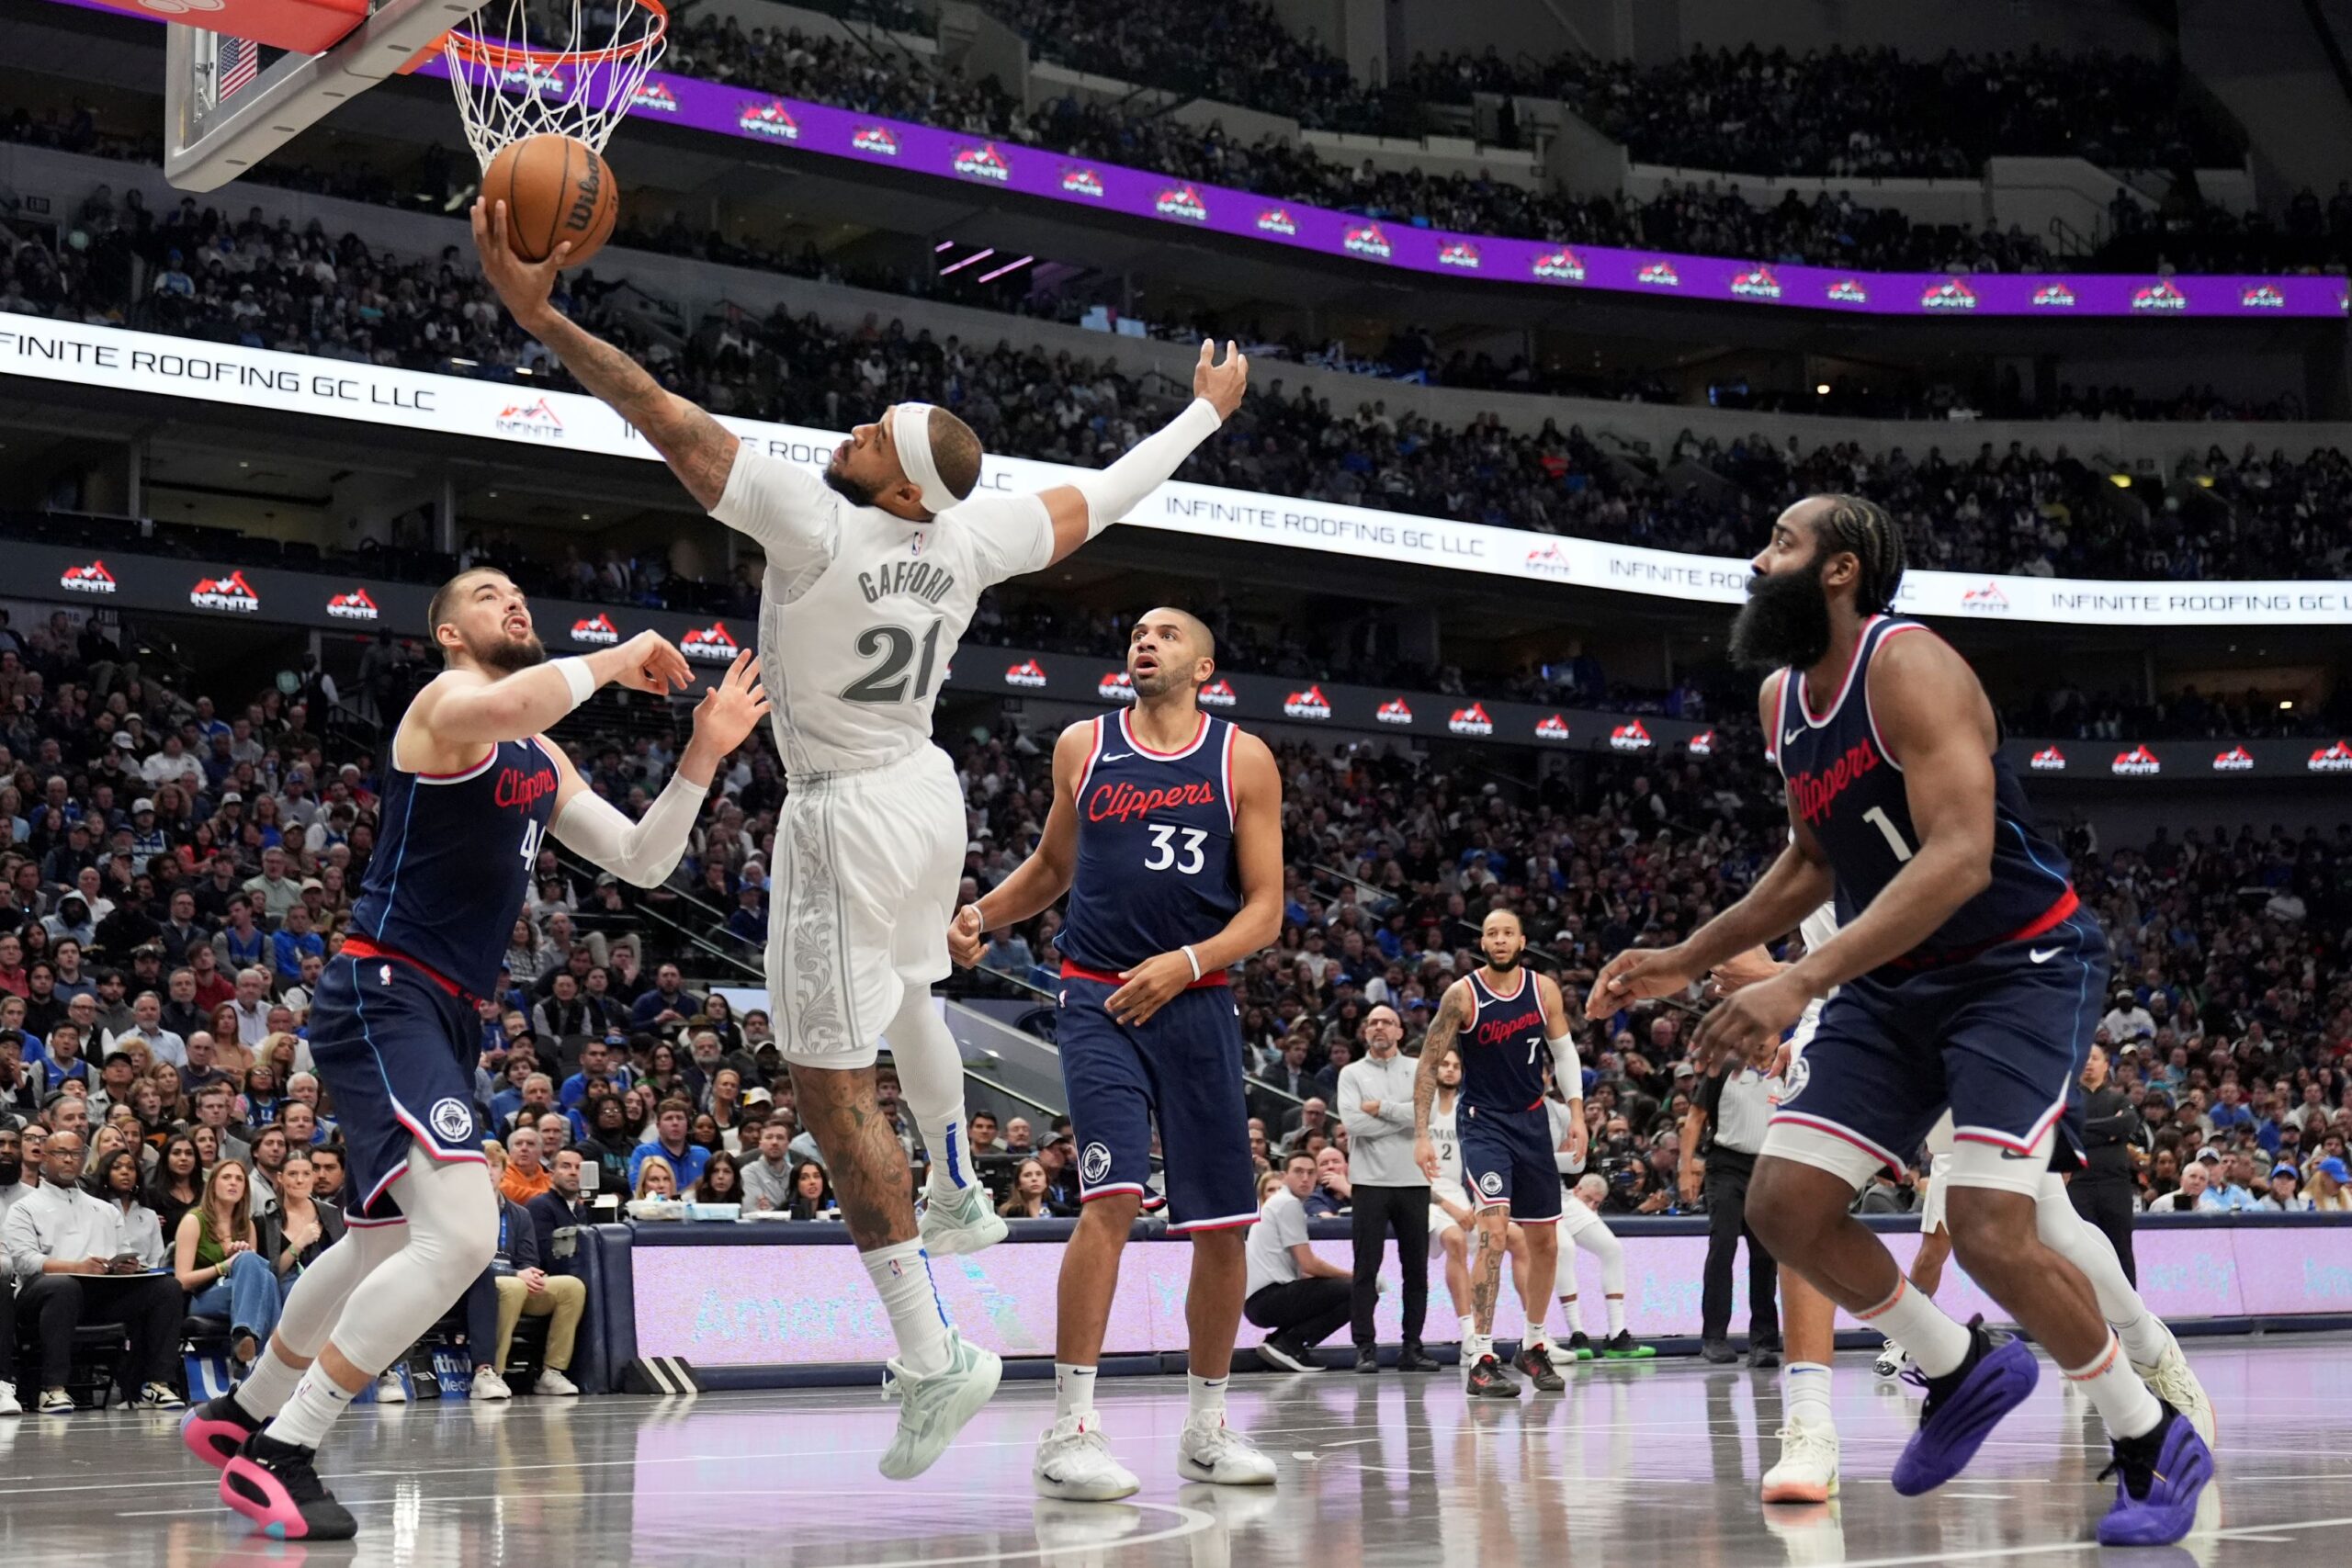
[890,402,956,514]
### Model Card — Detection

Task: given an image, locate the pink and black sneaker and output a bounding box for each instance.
[220,1432,357,1541]
[182,1390,263,1471]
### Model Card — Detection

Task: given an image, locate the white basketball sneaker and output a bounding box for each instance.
[1760,1415,1840,1504]
[469,1369,512,1402]
[1034,1414,1141,1501]
[2131,1327,2216,1450]
[919,1180,1009,1258]
[1177,1416,1277,1486]
[879,1329,1003,1481]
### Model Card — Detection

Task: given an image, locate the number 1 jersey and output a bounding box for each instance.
[1057,709,1243,975]
[713,441,1054,780]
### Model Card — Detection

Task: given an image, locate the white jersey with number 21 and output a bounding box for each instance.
[712,442,1053,778]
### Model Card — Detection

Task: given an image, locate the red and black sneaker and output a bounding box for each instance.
[182,1389,264,1470]
[1465,1353,1522,1399]
[220,1432,358,1541]
[1513,1342,1566,1393]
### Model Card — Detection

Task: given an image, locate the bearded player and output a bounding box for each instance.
[182,571,767,1538]
[476,202,1248,1477]
[1589,495,2212,1545]
[951,609,1281,1499]
[1414,908,1581,1398]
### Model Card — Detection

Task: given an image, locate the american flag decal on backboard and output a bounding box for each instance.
[219,37,260,97]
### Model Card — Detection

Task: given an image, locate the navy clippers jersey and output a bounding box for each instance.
[1057,709,1241,974]
[1458,969,1549,1113]
[350,736,561,998]
[1770,615,2075,957]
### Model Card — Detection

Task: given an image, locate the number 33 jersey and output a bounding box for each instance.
[711,441,1054,780]
[1057,710,1243,975]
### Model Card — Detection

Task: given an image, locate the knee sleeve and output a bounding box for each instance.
[884,988,965,1125]
[1584,1224,1628,1294]
[328,1143,501,1373]
[1555,1240,1579,1295]
[271,1219,410,1360]
[2035,1172,2140,1325]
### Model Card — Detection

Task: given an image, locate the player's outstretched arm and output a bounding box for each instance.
[543,651,770,887]
[471,199,741,510]
[1031,339,1250,567]
[412,627,690,754]
[953,724,1092,965]
[1100,730,1283,1027]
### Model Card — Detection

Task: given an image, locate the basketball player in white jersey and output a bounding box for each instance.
[1544,1087,1654,1363]
[1706,907,2214,1506]
[475,202,1249,1477]
[1425,1053,1532,1353]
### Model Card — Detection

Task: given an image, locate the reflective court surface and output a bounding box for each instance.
[6,1334,2351,1567]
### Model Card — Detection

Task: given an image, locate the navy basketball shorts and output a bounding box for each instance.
[1056,974,1259,1232]
[1458,1103,1563,1224]
[1767,913,2109,1190]
[306,949,489,1222]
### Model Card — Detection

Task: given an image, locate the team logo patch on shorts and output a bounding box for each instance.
[1780,1051,1812,1109]
[1080,1142,1114,1185]
[428,1098,474,1145]
[1476,1170,1503,1197]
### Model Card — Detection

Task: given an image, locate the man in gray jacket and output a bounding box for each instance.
[1338,1005,1435,1372]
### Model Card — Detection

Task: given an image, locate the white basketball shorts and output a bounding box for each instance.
[766,745,962,1069]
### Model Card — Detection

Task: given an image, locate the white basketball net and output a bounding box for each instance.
[443,0,670,170]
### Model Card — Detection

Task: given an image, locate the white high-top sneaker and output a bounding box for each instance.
[1761,1414,1840,1504]
[1033,1413,1140,1501]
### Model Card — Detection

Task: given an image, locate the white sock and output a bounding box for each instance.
[1857,1276,1973,1379]
[863,1241,954,1378]
[1459,1314,1476,1346]
[2064,1332,2162,1440]
[233,1341,310,1420]
[1521,1303,1548,1350]
[1560,1293,1584,1335]
[2110,1307,2172,1369]
[1186,1373,1227,1425]
[1606,1293,1627,1337]
[1054,1362,1098,1423]
[1785,1361,1834,1429]
[262,1361,358,1450]
[1465,1331,1492,1364]
[885,990,974,1195]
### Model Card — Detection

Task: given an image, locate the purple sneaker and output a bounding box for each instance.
[2097,1406,2214,1547]
[1889,1323,2040,1496]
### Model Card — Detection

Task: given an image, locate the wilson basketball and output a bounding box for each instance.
[485,132,618,266]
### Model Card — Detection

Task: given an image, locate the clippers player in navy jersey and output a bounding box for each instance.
[1412,908,1585,1399]
[953,608,1282,1501]
[1589,495,2212,1547]
[184,569,769,1540]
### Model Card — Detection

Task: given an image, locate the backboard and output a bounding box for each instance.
[164,0,481,192]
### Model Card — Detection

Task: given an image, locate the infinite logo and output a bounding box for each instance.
[737,100,799,140]
[2308,741,2352,773]
[1254,208,1297,235]
[1097,671,1136,702]
[2212,746,2255,773]
[2031,283,2078,309]
[1826,279,1869,304]
[60,560,116,594]
[2030,746,2067,772]
[1610,719,1654,751]
[570,614,619,646]
[189,570,259,612]
[2240,285,2286,309]
[1155,186,1209,221]
[1059,167,1106,197]
[1197,679,1238,708]
[494,397,564,441]
[1687,729,1716,758]
[1375,698,1413,726]
[1004,659,1048,689]
[2111,745,2162,776]
[951,143,1011,182]
[1342,223,1392,259]
[1283,685,1332,719]
[1920,279,1978,311]
[1534,715,1571,741]
[1531,248,1586,282]
[1729,265,1781,299]
[2132,281,2188,312]
[1436,241,1481,269]
[631,82,680,113]
[1959,581,2010,614]
[851,126,900,156]
[1523,543,1574,580]
[1636,261,1679,288]
[326,588,379,620]
[1448,703,1494,737]
[680,622,740,662]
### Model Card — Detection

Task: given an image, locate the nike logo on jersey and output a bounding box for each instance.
[1784,728,1803,747]
[1099,751,1132,762]
[2030,946,2063,964]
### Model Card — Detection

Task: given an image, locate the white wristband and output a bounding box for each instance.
[552,657,597,710]
[1181,944,1202,980]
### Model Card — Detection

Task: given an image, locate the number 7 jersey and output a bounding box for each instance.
[715,442,1055,780]
[1056,709,1243,974]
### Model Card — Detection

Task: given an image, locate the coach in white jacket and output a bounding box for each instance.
[1338,1005,1436,1371]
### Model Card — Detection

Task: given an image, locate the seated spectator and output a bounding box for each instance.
[2148,1162,2211,1213]
[739,1120,795,1212]
[1241,1152,1352,1371]
[526,1148,594,1273]
[2306,1156,2350,1213]
[629,964,702,1028]
[783,1159,837,1221]
[145,1134,202,1240]
[4,1128,187,1413]
[459,1190,584,1400]
[500,1126,553,1205]
[89,1147,165,1268]
[997,1157,1049,1220]
[262,1147,341,1281]
[2258,1161,2313,1213]
[632,1156,679,1201]
[628,1098,710,1193]
[173,1156,282,1369]
[694,1150,743,1206]
[1304,1145,1352,1217]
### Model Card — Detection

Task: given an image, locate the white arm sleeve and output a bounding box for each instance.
[1547,1034,1583,1095]
[1063,398,1222,539]
[549,775,710,888]
[710,442,841,573]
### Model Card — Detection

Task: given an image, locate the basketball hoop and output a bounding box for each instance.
[440,0,669,169]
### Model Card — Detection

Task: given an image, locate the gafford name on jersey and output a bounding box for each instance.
[857,559,957,606]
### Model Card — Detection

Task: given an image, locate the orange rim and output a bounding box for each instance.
[443,0,667,71]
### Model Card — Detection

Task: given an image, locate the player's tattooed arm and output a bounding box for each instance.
[470,197,741,509]
[1412,981,1467,1179]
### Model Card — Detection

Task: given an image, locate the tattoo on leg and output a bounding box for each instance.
[790,1064,915,1251]
[1470,1224,1500,1333]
